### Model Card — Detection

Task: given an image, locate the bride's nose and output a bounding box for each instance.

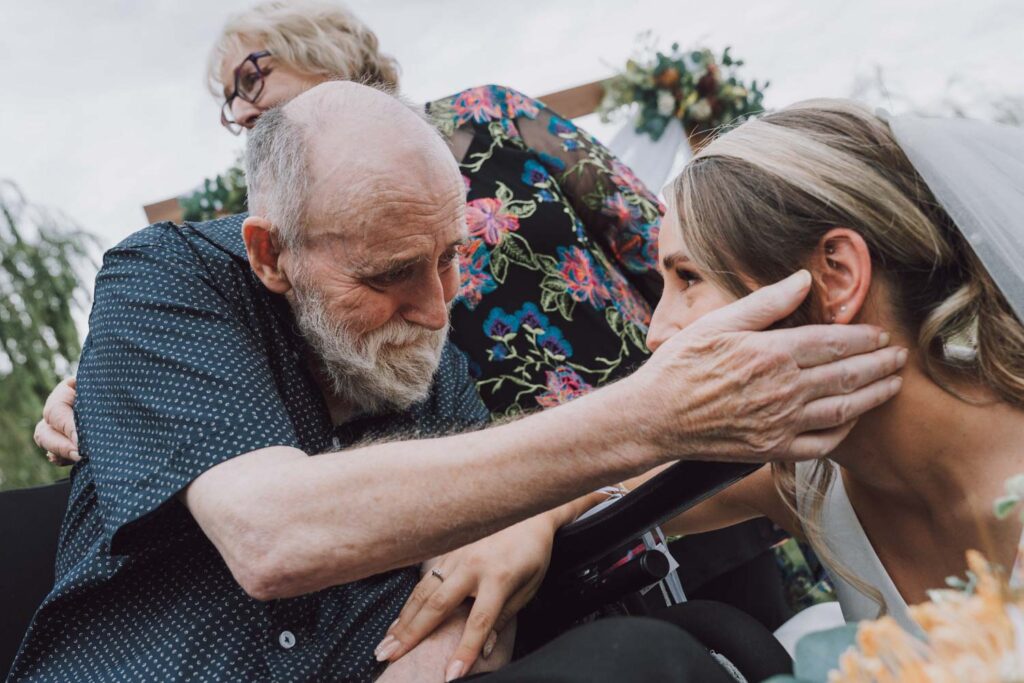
[645,305,678,353]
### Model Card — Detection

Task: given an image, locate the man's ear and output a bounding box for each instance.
[242,216,292,294]
[810,228,872,324]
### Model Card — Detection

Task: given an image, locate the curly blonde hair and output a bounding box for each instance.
[206,0,400,96]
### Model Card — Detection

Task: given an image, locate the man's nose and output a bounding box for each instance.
[232,99,262,129]
[401,281,450,332]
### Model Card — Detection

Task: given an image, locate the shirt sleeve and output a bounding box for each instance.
[507,87,666,302]
[75,239,301,553]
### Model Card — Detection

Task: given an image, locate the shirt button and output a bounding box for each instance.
[279,630,296,650]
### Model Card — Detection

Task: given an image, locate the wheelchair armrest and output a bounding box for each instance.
[546,460,759,578]
[517,461,758,655]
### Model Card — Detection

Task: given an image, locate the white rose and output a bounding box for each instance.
[690,99,713,122]
[657,89,676,117]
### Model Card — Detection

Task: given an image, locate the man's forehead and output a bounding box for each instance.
[304,175,467,262]
[283,81,467,250]
[310,166,464,230]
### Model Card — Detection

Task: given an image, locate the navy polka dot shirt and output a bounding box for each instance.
[9,214,490,682]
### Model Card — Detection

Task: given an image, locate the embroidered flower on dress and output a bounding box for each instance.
[516,302,550,332]
[556,246,610,308]
[456,238,497,309]
[452,86,503,124]
[521,159,551,187]
[604,270,653,328]
[609,158,656,202]
[602,192,643,227]
[548,114,576,136]
[489,343,510,361]
[500,87,541,119]
[466,197,520,245]
[536,366,593,407]
[537,152,566,172]
[538,329,574,358]
[610,222,660,274]
[483,307,519,339]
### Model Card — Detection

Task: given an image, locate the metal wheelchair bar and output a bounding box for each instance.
[546,460,759,578]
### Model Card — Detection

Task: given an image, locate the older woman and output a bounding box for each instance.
[209,1,662,418]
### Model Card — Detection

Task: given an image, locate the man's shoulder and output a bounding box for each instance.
[91,213,263,311]
[108,213,250,265]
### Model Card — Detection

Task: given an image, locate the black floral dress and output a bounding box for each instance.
[428,87,787,619]
[427,85,663,416]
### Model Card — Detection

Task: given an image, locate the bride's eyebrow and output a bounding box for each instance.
[661,252,691,271]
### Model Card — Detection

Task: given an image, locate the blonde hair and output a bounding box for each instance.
[206,0,400,96]
[672,98,1024,610]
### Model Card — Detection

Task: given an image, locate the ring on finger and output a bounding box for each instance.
[430,567,446,583]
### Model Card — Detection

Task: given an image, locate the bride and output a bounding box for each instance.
[645,98,1024,631]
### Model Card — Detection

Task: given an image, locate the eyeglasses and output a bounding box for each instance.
[220,50,272,135]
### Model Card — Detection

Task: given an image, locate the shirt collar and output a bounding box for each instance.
[192,212,251,263]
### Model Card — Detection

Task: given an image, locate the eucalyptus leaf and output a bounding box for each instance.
[791,624,859,682]
[995,495,1021,519]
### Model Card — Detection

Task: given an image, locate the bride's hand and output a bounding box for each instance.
[374,511,558,680]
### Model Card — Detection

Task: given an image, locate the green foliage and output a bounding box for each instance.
[597,33,769,141]
[0,181,96,490]
[994,473,1024,520]
[179,159,247,222]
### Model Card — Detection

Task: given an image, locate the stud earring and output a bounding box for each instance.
[840,305,847,313]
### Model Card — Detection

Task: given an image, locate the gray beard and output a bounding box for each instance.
[290,282,448,415]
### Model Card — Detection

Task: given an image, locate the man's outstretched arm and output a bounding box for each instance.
[183,270,906,601]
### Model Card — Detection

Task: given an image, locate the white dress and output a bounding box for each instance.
[794,461,921,634]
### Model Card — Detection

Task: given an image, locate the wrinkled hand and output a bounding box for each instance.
[33,376,79,465]
[375,513,556,680]
[629,270,907,463]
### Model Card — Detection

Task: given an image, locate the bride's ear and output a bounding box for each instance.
[810,228,872,324]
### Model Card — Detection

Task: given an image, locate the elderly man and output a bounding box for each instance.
[13,82,903,682]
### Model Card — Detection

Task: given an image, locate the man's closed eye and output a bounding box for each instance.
[438,245,462,271]
[365,265,416,289]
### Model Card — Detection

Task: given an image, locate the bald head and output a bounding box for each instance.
[242,82,468,411]
[245,81,462,248]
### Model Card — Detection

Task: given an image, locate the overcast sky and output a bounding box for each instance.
[3,0,1022,249]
